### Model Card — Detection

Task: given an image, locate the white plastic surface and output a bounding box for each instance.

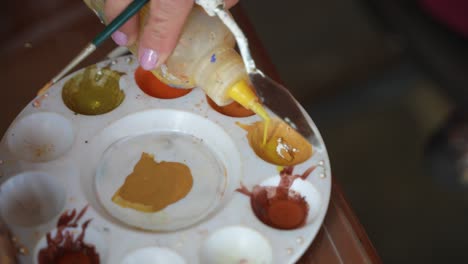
[95,113,242,231]
[0,171,66,227]
[200,226,273,264]
[6,112,75,162]
[121,247,186,264]
[0,56,331,264]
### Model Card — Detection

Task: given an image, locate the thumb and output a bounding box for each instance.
[138,0,193,70]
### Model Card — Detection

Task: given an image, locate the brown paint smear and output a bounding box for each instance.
[112,153,193,212]
[237,166,316,230]
[237,119,313,166]
[38,206,99,264]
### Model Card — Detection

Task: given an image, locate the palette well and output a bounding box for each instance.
[0,56,331,264]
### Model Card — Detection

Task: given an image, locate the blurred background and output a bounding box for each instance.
[1,0,467,263]
[241,0,468,263]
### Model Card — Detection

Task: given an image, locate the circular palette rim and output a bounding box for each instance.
[0,55,331,264]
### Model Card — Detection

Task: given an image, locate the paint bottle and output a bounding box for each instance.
[83,0,268,121]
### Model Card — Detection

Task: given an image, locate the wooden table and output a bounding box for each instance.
[0,1,381,263]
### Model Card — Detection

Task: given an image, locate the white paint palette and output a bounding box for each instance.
[0,56,331,264]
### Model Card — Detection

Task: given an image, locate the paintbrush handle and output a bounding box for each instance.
[37,0,149,98]
[92,0,149,46]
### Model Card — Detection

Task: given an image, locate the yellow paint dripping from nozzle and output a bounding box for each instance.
[228,80,270,144]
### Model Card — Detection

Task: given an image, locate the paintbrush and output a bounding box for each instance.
[36,0,149,98]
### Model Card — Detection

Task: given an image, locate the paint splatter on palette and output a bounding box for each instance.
[0,56,331,264]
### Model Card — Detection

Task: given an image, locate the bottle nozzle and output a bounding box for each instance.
[228,80,269,121]
[228,79,270,144]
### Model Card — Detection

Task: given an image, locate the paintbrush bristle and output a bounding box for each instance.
[37,81,52,96]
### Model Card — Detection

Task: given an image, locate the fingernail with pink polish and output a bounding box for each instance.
[139,48,159,70]
[111,31,128,46]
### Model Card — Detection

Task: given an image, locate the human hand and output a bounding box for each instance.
[105,0,239,71]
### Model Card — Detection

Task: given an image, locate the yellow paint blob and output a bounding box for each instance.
[238,119,313,166]
[228,79,270,144]
[112,153,193,213]
[62,65,125,115]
